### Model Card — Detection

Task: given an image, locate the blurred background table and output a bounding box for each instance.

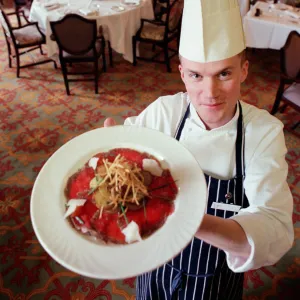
[244,1,300,49]
[29,0,154,62]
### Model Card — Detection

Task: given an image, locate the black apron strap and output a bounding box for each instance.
[174,103,190,141]
[235,101,245,202]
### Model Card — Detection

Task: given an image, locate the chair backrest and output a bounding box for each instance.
[281,31,300,79]
[50,14,97,56]
[0,8,13,39]
[165,0,184,32]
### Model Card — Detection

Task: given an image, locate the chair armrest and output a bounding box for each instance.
[13,22,45,39]
[19,9,30,24]
[141,18,165,26]
[7,10,30,25]
[135,18,166,38]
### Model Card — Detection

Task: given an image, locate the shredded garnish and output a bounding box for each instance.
[99,206,104,219]
[94,154,148,209]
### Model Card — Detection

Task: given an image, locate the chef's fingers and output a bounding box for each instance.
[104,118,117,127]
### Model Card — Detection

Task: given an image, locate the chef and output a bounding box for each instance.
[104,0,294,299]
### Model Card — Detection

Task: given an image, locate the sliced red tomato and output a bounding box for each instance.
[93,152,115,166]
[126,198,174,236]
[148,170,178,201]
[108,148,148,168]
[71,200,98,228]
[66,167,95,199]
[92,212,125,244]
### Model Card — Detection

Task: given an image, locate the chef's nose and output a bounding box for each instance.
[203,77,220,100]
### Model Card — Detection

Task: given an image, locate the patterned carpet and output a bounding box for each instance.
[0,13,299,300]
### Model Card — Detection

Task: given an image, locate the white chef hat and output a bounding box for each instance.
[179,0,246,63]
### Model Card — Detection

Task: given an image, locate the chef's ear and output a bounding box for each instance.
[178,56,185,82]
[240,59,249,84]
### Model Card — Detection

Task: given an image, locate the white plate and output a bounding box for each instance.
[30,126,207,279]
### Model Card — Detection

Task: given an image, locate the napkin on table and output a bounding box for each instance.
[79,8,98,16]
[284,10,300,19]
[270,3,293,11]
[124,0,140,5]
[43,2,60,11]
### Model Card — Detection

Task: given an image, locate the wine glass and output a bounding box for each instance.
[266,0,274,13]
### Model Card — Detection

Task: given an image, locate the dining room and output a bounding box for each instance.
[0,0,299,299]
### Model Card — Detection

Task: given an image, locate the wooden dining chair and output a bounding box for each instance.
[132,0,183,72]
[50,14,106,95]
[271,31,300,129]
[153,0,169,21]
[0,8,57,77]
[6,0,32,27]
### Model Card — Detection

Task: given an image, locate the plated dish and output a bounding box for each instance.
[65,148,178,244]
[31,126,207,279]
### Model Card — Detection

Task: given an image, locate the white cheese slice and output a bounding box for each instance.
[64,199,87,219]
[88,157,99,170]
[142,158,163,177]
[121,221,142,243]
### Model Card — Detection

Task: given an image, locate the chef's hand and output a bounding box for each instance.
[104,118,117,127]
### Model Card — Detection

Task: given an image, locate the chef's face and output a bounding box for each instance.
[179,52,249,130]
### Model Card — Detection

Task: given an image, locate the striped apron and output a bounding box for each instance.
[136,102,249,300]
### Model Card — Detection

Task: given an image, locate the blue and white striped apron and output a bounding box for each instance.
[136,102,249,300]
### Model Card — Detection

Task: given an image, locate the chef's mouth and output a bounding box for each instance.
[202,102,224,107]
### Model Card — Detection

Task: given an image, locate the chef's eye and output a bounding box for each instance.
[219,71,231,79]
[189,73,202,80]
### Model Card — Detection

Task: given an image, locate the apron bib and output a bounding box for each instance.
[136,102,249,300]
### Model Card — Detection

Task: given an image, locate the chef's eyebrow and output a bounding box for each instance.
[185,66,235,76]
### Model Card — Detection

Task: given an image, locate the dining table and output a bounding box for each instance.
[29,0,154,63]
[243,1,300,49]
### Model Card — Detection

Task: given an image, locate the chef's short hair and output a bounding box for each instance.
[238,50,247,65]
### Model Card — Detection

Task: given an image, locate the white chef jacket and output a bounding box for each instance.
[124,92,294,273]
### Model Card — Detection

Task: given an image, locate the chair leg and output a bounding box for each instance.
[39,45,44,55]
[16,11,22,27]
[102,49,107,73]
[53,59,57,69]
[61,62,70,95]
[108,41,113,67]
[271,81,285,115]
[16,51,20,78]
[95,58,99,94]
[7,43,12,68]
[8,54,12,68]
[164,45,171,72]
[280,103,288,113]
[132,36,137,66]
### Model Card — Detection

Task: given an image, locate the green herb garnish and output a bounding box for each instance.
[88,176,103,195]
[120,204,129,225]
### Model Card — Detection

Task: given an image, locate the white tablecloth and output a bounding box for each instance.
[29,0,154,62]
[243,1,300,49]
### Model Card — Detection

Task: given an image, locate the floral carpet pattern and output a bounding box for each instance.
[0,18,299,300]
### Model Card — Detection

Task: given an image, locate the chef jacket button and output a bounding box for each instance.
[225,192,232,200]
